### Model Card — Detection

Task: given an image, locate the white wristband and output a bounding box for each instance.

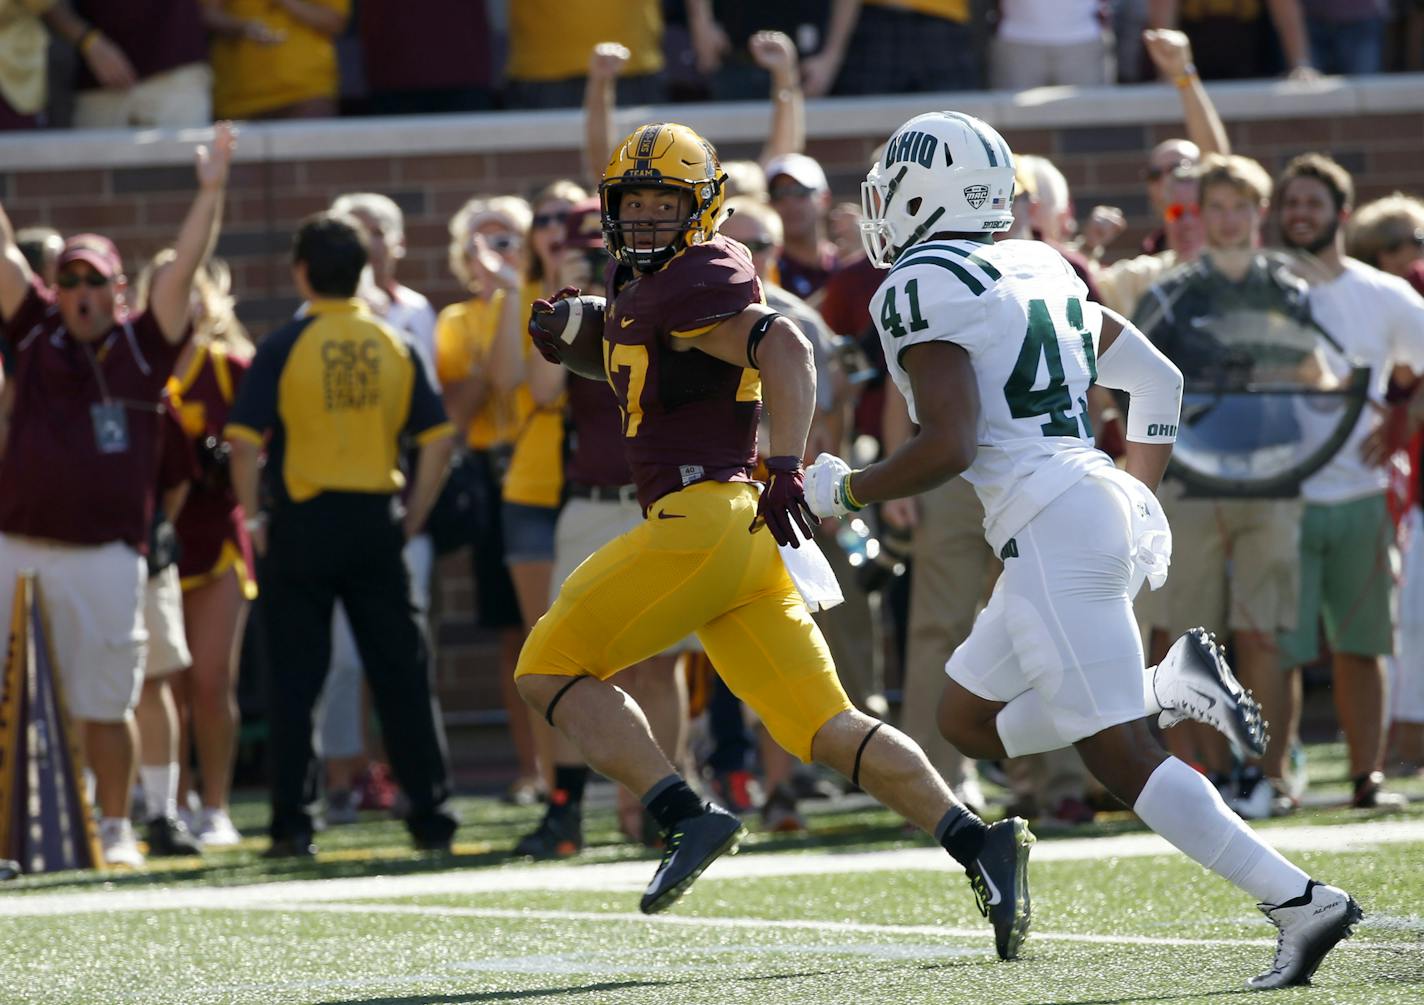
[243,513,267,532]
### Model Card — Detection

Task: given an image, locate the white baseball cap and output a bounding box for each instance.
[765,153,829,194]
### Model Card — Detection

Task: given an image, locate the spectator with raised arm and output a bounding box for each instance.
[0,123,234,867]
[1134,29,1233,255]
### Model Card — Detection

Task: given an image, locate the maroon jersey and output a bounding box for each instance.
[602,235,763,510]
[170,344,254,583]
[156,394,197,494]
[565,374,633,487]
[0,282,187,550]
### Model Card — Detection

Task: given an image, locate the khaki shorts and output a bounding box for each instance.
[0,534,146,722]
[73,62,212,129]
[1147,480,1301,639]
[143,565,191,678]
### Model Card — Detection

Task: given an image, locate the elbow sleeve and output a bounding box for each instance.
[1095,305,1183,443]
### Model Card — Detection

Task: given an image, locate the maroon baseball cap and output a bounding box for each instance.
[57,233,123,278]
[560,198,606,251]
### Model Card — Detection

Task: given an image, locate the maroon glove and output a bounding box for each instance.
[526,286,583,364]
[753,455,817,548]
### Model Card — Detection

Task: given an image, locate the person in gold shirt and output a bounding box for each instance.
[503,0,664,109]
[204,0,349,119]
[436,194,545,804]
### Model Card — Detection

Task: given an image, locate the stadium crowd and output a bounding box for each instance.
[2,0,1424,129]
[0,7,1422,872]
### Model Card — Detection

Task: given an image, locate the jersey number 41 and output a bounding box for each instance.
[1004,296,1098,439]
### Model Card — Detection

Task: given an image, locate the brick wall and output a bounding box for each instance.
[4,79,1421,784]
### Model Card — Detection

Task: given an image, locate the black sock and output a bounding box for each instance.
[936,805,989,868]
[550,765,588,812]
[642,774,704,832]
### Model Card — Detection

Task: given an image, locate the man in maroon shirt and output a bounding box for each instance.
[0,123,234,868]
[766,153,840,301]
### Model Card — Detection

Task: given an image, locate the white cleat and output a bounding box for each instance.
[1154,628,1268,757]
[99,818,147,869]
[1248,881,1363,990]
[196,808,243,848]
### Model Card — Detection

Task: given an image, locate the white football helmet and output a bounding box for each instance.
[860,110,1016,268]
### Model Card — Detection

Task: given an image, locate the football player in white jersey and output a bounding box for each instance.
[805,111,1362,990]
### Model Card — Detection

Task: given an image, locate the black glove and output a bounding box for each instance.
[147,512,180,577]
[752,455,817,548]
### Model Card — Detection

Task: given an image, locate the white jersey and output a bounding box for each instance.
[1301,259,1424,505]
[872,238,1114,551]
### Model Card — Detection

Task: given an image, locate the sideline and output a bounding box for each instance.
[3,817,1422,918]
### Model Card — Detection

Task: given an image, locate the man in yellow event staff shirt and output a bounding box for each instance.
[226,212,458,857]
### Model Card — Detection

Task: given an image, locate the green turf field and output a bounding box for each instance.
[2,743,1422,1005]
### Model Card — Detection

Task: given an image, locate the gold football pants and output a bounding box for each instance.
[516,480,852,760]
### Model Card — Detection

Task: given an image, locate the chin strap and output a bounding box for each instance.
[851,721,885,789]
[544,675,589,727]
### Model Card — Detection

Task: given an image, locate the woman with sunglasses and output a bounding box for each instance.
[135,252,254,848]
[491,180,590,798]
[435,194,547,804]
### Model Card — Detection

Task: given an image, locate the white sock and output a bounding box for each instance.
[995,690,1073,757]
[139,763,179,821]
[1142,663,1162,716]
[1133,756,1309,905]
[82,769,97,810]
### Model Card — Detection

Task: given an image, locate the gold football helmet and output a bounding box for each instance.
[600,122,727,272]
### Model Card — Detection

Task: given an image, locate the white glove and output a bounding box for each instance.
[805,452,860,518]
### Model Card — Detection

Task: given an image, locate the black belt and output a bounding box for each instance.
[566,482,638,504]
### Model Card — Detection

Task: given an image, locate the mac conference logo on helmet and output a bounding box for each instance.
[963,185,989,210]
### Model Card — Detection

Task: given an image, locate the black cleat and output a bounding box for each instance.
[513,809,583,860]
[144,815,203,857]
[639,803,746,915]
[1248,880,1363,989]
[966,817,1035,961]
[262,834,316,859]
[1155,628,1269,758]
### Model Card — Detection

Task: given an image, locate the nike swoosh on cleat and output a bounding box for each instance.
[657,511,686,520]
[978,864,1003,906]
[1187,687,1218,709]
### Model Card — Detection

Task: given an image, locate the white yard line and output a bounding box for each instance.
[258,900,1280,949]
[3,818,1423,919]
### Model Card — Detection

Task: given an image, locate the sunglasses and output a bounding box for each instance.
[56,272,111,289]
[1164,202,1200,223]
[771,183,816,201]
[741,237,775,253]
[1385,229,1424,253]
[1145,161,1190,182]
[533,211,569,229]
[484,234,522,252]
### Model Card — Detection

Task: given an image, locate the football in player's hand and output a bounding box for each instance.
[529,294,607,381]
